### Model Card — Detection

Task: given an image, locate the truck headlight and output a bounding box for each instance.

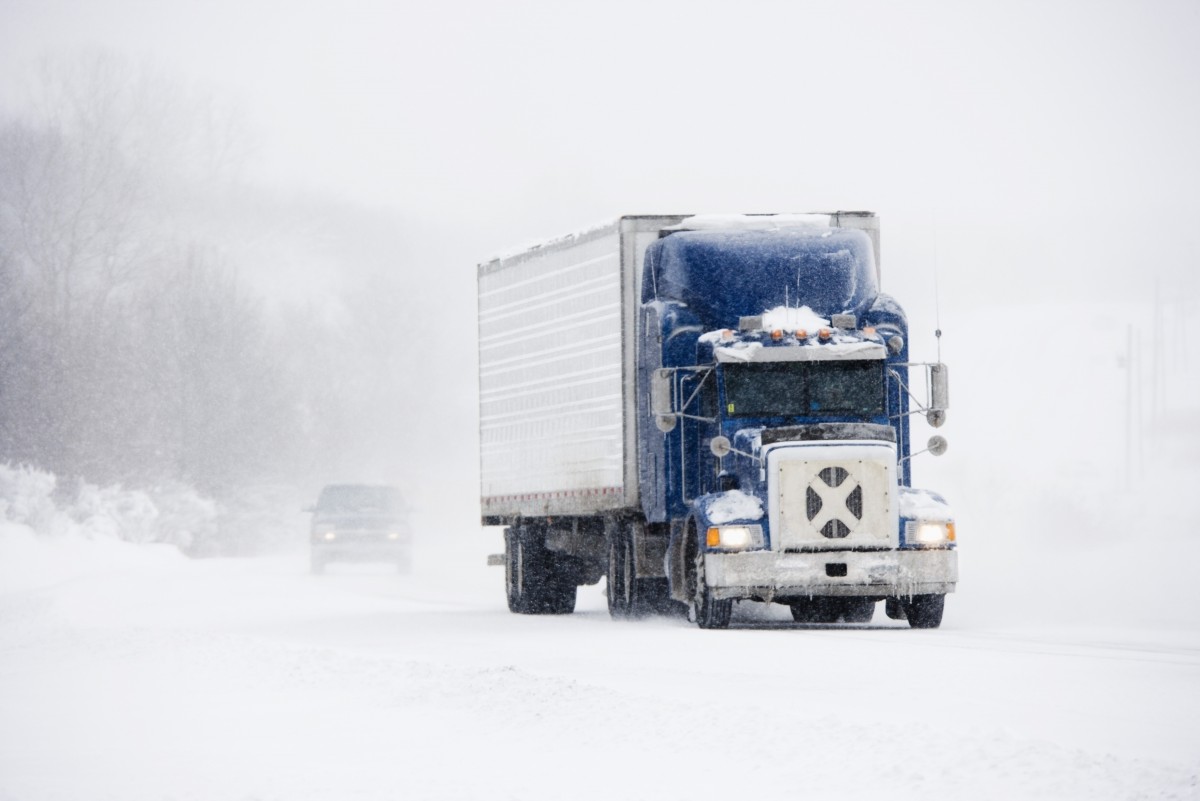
[706,525,765,551]
[906,520,955,546]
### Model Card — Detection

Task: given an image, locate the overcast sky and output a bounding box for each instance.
[1,0,1198,333]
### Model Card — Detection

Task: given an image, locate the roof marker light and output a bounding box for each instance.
[771,329,783,340]
[818,328,832,341]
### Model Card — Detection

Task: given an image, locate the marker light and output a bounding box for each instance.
[720,329,734,341]
[796,329,808,339]
[818,328,832,341]
[771,329,783,340]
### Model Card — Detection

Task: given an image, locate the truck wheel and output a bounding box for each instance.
[791,598,874,623]
[885,598,907,621]
[606,530,635,618]
[790,598,838,623]
[902,594,945,629]
[505,526,577,615]
[842,598,876,623]
[690,543,731,629]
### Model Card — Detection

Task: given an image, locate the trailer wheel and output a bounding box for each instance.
[689,542,731,629]
[902,594,945,629]
[505,526,577,615]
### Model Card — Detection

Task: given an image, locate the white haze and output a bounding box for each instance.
[0,0,1198,798]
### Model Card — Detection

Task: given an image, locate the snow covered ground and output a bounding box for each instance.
[1,516,1197,801]
[2,298,1199,800]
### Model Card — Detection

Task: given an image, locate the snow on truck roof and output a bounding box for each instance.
[480,213,877,266]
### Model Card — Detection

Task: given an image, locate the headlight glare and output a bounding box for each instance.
[706,525,764,551]
[907,520,954,546]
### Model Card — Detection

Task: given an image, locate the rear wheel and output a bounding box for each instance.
[505,526,577,615]
[790,598,839,623]
[607,522,670,620]
[606,528,634,618]
[841,598,876,623]
[902,594,945,629]
[790,597,875,624]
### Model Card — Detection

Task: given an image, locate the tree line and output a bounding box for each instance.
[0,52,418,503]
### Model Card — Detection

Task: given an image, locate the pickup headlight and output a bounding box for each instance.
[905,520,956,546]
[706,525,765,551]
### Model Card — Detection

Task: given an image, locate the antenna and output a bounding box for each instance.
[933,225,943,363]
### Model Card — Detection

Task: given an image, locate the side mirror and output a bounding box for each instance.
[930,363,949,412]
[710,435,731,458]
[927,435,948,456]
[651,368,676,432]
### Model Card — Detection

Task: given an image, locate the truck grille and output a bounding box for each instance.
[774,451,893,550]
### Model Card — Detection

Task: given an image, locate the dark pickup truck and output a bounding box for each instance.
[308,484,410,574]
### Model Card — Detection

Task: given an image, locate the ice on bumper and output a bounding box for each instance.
[703,549,958,600]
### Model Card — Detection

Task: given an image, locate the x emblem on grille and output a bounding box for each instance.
[806,467,863,539]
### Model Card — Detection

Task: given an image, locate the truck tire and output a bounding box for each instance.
[790,598,874,624]
[902,594,945,629]
[885,598,907,621]
[790,598,839,623]
[689,542,732,629]
[606,530,635,618]
[842,598,876,623]
[505,526,577,615]
[607,524,670,619]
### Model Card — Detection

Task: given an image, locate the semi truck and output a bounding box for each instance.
[478,213,956,629]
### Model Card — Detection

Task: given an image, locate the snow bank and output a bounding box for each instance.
[0,520,186,595]
[0,464,218,549]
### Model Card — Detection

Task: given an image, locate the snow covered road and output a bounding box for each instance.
[1,528,1197,801]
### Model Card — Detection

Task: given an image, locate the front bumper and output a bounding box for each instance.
[704,548,957,601]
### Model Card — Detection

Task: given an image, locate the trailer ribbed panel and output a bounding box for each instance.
[478,229,624,510]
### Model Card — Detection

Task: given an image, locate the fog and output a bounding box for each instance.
[0,0,1195,564]
[1,3,1199,798]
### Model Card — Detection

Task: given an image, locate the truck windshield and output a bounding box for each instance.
[722,361,885,418]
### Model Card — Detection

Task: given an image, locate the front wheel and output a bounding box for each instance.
[902,594,945,629]
[689,543,732,629]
